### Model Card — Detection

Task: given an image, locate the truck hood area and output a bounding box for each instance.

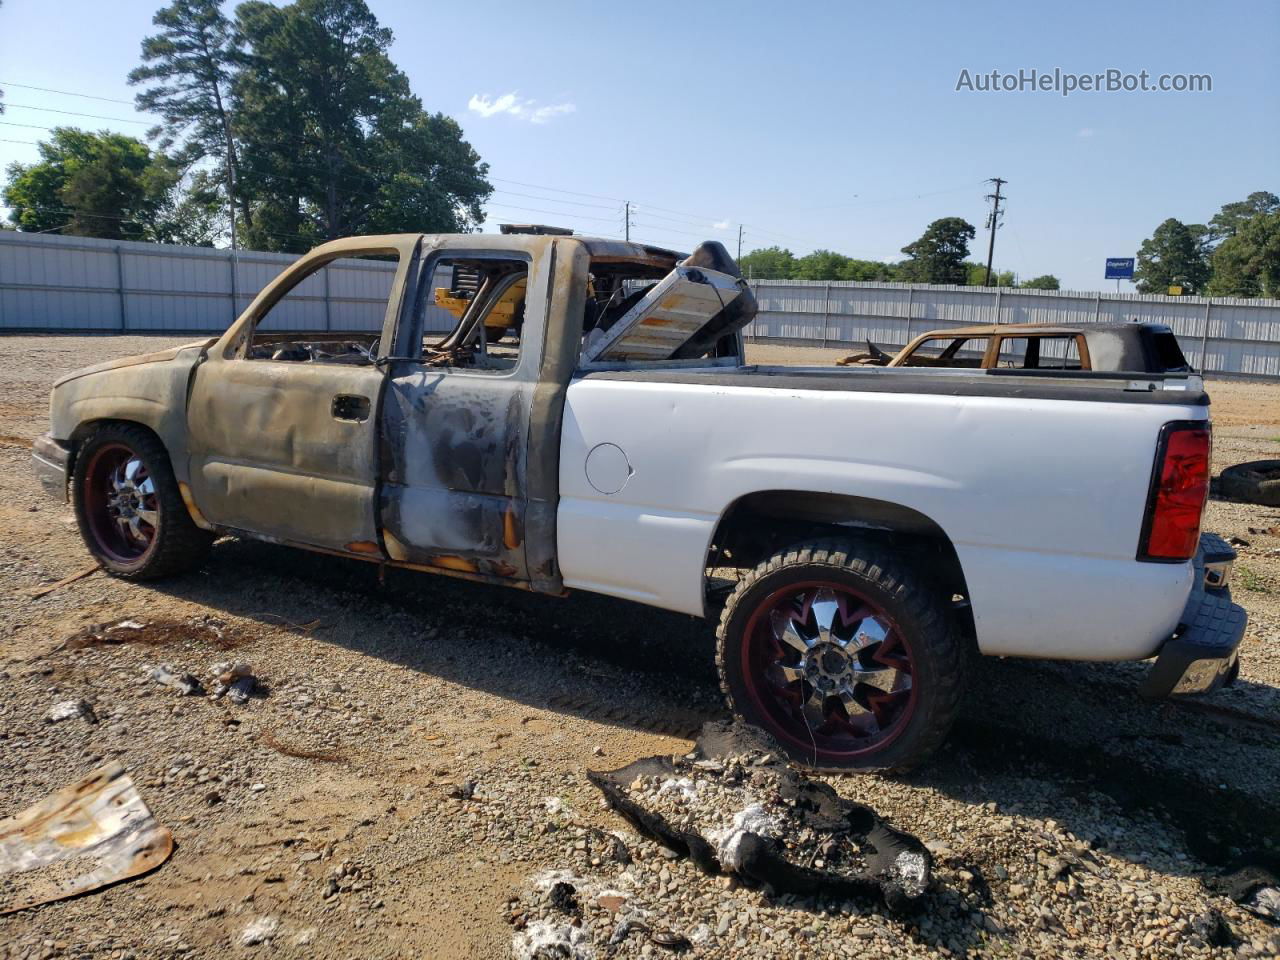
[52,339,214,388]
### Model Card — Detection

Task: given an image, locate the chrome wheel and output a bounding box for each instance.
[82,444,159,563]
[743,582,917,760]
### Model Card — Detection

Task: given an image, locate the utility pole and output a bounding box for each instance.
[624,201,631,242]
[983,177,1007,286]
[226,156,240,321]
[737,224,744,260]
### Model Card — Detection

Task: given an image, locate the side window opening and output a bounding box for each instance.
[996,335,1084,370]
[411,255,529,372]
[243,252,399,365]
[900,336,989,368]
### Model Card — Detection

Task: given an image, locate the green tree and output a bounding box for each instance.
[1134,218,1211,294]
[900,218,975,285]
[3,128,178,240]
[794,249,852,281]
[1206,211,1280,298]
[129,0,246,230]
[842,259,898,282]
[964,262,1014,286]
[232,0,491,251]
[738,245,796,279]
[151,168,224,246]
[1208,191,1279,243]
[1020,274,1060,290]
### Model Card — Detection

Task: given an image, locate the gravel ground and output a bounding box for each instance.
[0,334,1278,960]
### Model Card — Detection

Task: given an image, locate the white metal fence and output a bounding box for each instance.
[4,231,1280,376]
[0,230,455,334]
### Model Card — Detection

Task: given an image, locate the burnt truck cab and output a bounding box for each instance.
[31,231,754,594]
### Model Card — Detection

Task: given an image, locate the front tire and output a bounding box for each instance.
[72,423,213,579]
[716,539,966,773]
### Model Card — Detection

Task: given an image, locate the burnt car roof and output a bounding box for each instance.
[915,322,1172,338]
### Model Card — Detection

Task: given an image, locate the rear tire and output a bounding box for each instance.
[1219,460,1280,507]
[72,423,213,579]
[716,538,966,773]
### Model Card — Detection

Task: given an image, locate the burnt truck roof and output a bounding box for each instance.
[916,322,1173,338]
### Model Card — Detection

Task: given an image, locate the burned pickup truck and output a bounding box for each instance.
[33,230,1245,772]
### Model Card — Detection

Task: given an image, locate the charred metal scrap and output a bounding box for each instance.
[0,762,172,914]
[587,722,932,912]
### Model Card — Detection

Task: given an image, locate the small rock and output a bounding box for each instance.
[150,664,202,696]
[240,916,278,946]
[227,675,256,705]
[45,699,97,725]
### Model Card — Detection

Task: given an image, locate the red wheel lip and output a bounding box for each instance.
[739,579,919,763]
[81,443,157,566]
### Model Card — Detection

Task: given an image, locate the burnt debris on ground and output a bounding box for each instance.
[589,721,933,912]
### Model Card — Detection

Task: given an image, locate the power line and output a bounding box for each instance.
[0,76,978,262]
[0,80,831,254]
[488,176,623,204]
[1,102,152,126]
[0,81,134,105]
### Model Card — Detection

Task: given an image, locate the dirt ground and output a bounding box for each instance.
[1,335,1278,960]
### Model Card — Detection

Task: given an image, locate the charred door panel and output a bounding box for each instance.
[186,358,386,552]
[184,235,419,556]
[379,367,531,579]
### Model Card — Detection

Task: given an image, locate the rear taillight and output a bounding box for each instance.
[1138,421,1211,562]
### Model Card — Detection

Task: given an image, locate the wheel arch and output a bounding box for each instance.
[704,489,974,632]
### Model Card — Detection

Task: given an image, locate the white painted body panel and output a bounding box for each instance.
[557,375,1204,661]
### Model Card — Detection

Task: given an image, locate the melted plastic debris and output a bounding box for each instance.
[587,721,934,912]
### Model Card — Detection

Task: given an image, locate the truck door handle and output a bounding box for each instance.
[332,394,371,422]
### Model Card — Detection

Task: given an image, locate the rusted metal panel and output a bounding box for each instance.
[0,763,173,914]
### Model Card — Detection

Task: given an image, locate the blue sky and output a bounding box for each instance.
[1,0,1276,291]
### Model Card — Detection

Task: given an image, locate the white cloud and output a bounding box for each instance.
[468,93,523,118]
[1077,127,1095,138]
[712,220,731,231]
[530,103,576,124]
[468,92,576,124]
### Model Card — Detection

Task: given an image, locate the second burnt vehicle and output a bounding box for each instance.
[32,229,1245,771]
[839,321,1192,373]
